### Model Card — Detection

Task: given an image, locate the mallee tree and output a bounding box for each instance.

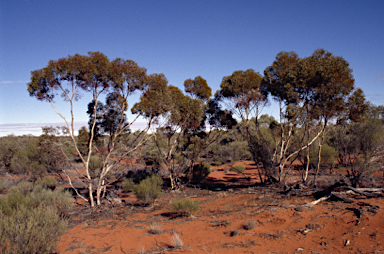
[27,52,160,206]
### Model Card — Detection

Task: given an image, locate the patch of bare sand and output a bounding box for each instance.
[55,161,384,253]
[56,190,384,253]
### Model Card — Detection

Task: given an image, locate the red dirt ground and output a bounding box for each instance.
[54,161,384,254]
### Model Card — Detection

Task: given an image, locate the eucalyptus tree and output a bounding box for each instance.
[215,69,271,183]
[328,103,384,187]
[184,75,212,101]
[264,49,359,182]
[28,52,153,206]
[181,76,239,183]
[133,75,206,189]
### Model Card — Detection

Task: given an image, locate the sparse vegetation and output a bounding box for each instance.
[188,162,211,183]
[231,164,246,174]
[133,175,163,204]
[147,222,163,235]
[171,233,183,248]
[35,175,57,190]
[170,197,200,216]
[230,229,239,236]
[243,220,257,230]
[122,178,135,192]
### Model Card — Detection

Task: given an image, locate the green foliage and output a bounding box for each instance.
[0,180,72,254]
[169,198,200,216]
[184,76,212,101]
[133,175,163,204]
[188,162,211,183]
[27,186,74,219]
[310,143,337,169]
[0,135,22,170]
[88,155,103,177]
[0,133,68,176]
[328,111,384,187]
[0,206,67,254]
[3,181,74,218]
[38,129,68,173]
[122,178,135,192]
[231,164,246,174]
[10,139,45,175]
[35,176,57,190]
[212,161,223,166]
[9,181,34,195]
[77,126,90,156]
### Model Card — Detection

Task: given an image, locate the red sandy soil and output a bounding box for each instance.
[54,161,384,254]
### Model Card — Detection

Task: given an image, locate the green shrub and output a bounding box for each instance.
[187,163,211,183]
[35,176,57,190]
[0,178,16,193]
[231,164,246,174]
[0,205,67,254]
[122,178,135,192]
[193,163,211,183]
[27,186,74,218]
[0,197,12,215]
[6,191,27,212]
[89,155,103,177]
[9,181,34,195]
[212,160,223,166]
[0,180,72,254]
[170,198,200,217]
[2,181,73,218]
[196,157,206,163]
[134,175,163,204]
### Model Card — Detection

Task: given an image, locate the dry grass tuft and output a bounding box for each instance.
[171,233,183,248]
[243,219,257,230]
[147,222,163,235]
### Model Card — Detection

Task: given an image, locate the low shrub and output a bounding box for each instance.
[231,164,246,174]
[0,180,72,254]
[147,222,163,235]
[0,178,16,193]
[122,178,135,192]
[89,155,103,178]
[0,205,67,254]
[187,162,211,184]
[1,181,73,218]
[8,181,34,195]
[133,175,163,204]
[212,161,223,166]
[35,176,57,190]
[6,191,27,212]
[170,198,200,217]
[0,197,12,215]
[27,186,74,218]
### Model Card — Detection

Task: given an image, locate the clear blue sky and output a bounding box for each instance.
[1,0,384,136]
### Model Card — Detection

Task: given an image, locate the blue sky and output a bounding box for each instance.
[1,0,384,136]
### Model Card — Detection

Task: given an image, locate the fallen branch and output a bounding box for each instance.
[330,192,354,203]
[306,194,331,206]
[343,186,384,198]
[306,192,353,206]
